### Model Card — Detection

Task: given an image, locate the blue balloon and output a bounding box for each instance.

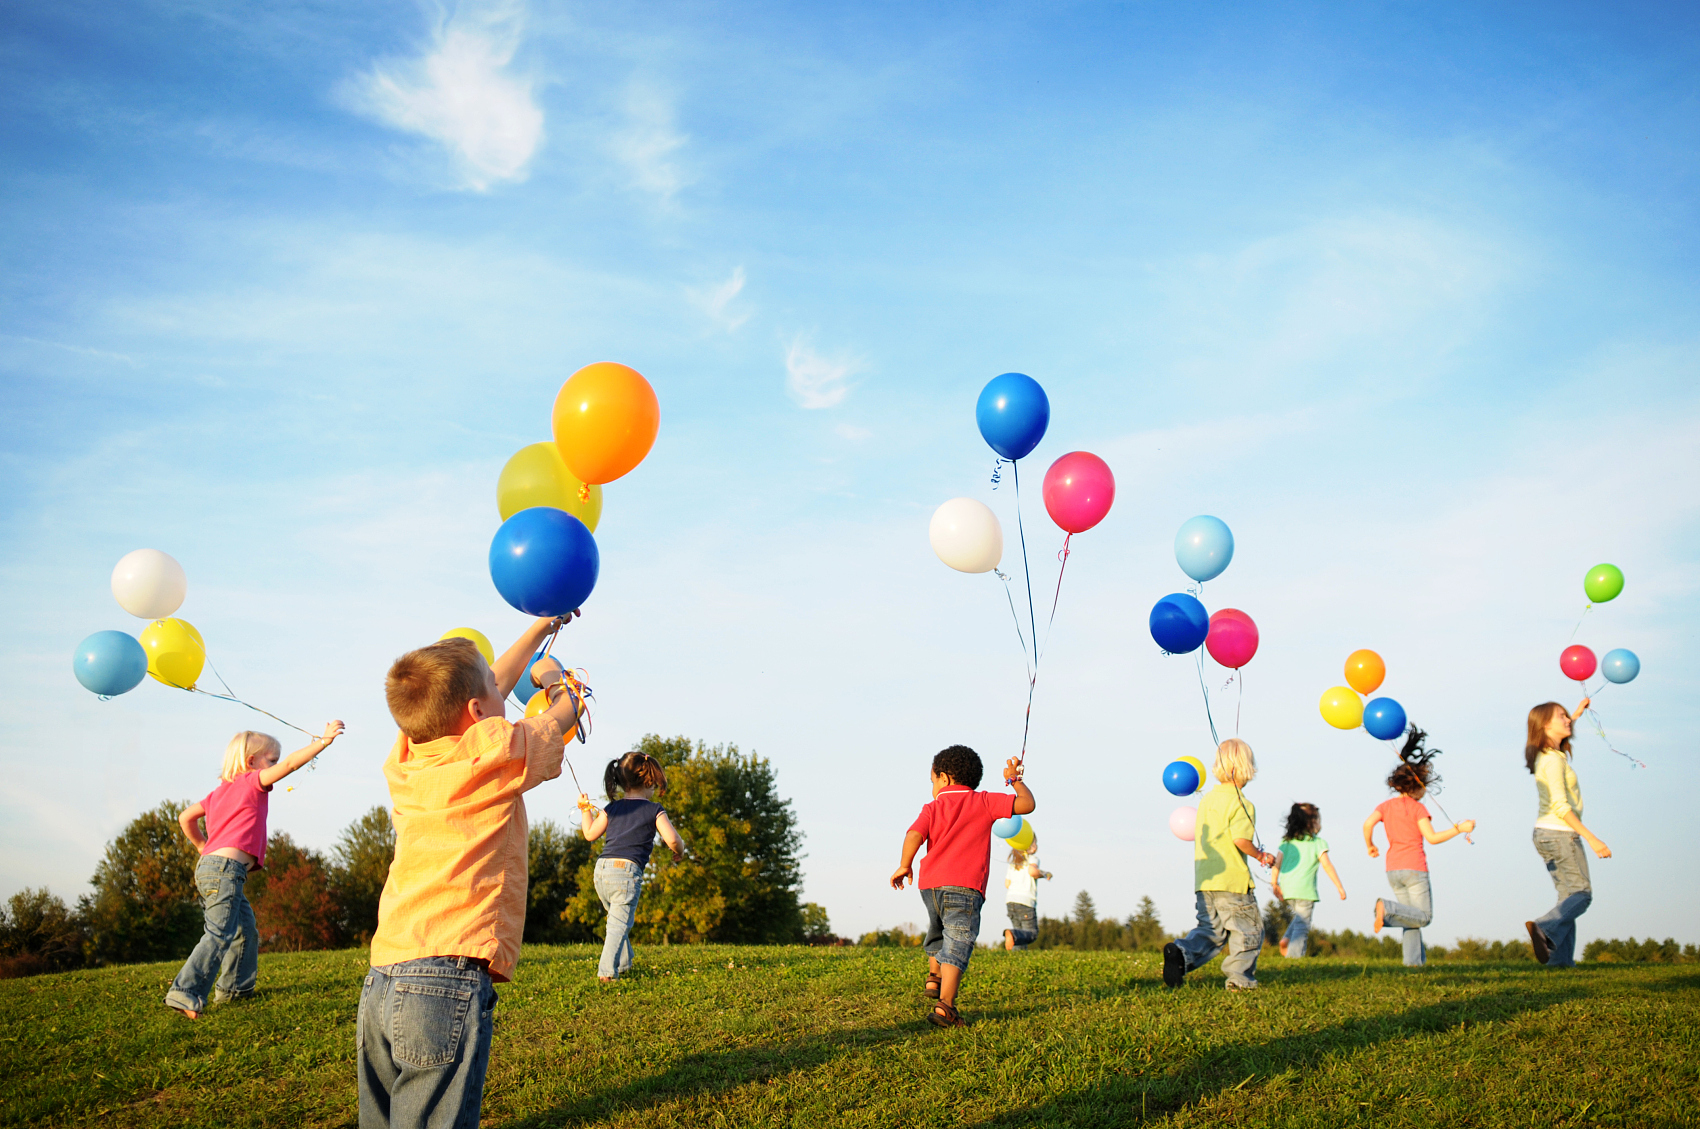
[991,814,1024,839]
[1175,515,1235,583]
[489,507,600,617]
[73,630,148,697]
[1150,593,1210,654]
[510,650,547,704]
[1162,761,1200,797]
[975,373,1050,460]
[1601,648,1640,684]
[1363,697,1408,741]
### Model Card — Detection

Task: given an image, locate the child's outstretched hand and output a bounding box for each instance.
[1003,756,1024,786]
[575,792,595,813]
[889,864,912,890]
[319,720,345,746]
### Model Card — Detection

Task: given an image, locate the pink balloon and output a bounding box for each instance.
[1560,644,1596,683]
[1169,806,1197,841]
[1206,608,1259,669]
[1042,451,1115,534]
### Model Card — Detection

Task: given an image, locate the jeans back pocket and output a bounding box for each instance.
[392,981,476,1068]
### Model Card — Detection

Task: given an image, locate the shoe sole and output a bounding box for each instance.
[1162,944,1186,988]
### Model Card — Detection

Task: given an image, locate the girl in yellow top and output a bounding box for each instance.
[1524,698,1611,968]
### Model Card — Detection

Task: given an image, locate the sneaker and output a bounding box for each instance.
[1525,921,1551,965]
[1162,942,1186,988]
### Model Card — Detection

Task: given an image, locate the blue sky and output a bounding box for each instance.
[3,1,1697,948]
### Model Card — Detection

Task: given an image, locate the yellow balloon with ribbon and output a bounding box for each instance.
[1005,820,1036,852]
[1179,755,1207,792]
[523,681,585,741]
[1319,686,1364,730]
[439,628,494,666]
[140,617,206,690]
[497,442,603,531]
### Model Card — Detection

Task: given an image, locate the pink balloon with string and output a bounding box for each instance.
[1042,451,1115,534]
[1206,608,1259,669]
[1560,644,1596,682]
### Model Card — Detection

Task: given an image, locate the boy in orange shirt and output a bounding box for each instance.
[358,614,584,1129]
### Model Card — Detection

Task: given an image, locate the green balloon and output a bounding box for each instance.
[1584,563,1624,603]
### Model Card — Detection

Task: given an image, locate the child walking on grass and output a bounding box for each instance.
[890,745,1035,1027]
[1164,739,1278,991]
[1363,727,1475,968]
[359,614,582,1129]
[165,721,344,1018]
[578,750,685,982]
[1002,841,1051,951]
[1272,803,1345,958]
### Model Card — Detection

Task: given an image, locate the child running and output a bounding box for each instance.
[1002,840,1051,951]
[1363,727,1475,968]
[359,614,581,1129]
[578,750,685,982]
[1272,803,1346,958]
[1164,739,1278,991]
[890,745,1034,1027]
[164,721,345,1017]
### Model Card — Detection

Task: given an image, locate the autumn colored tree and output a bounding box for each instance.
[329,806,395,944]
[80,800,203,965]
[249,834,339,952]
[0,888,90,977]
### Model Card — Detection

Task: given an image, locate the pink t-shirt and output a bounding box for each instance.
[907,788,1017,896]
[202,770,273,868]
[1375,795,1430,873]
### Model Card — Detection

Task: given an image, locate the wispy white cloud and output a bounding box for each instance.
[687,266,749,331]
[784,333,861,409]
[613,86,687,202]
[834,423,872,441]
[343,1,543,191]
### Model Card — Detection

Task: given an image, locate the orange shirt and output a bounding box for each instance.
[370,714,563,982]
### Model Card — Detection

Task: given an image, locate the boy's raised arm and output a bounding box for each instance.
[494,613,578,699]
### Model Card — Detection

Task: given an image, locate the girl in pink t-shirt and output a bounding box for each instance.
[164,722,342,1018]
[1361,728,1475,967]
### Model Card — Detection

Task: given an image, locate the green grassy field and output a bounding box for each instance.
[3,945,1696,1127]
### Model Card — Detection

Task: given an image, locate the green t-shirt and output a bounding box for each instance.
[1277,836,1328,902]
[1194,784,1256,893]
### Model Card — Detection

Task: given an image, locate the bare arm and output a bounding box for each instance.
[1005,756,1035,815]
[1569,696,1590,721]
[1417,816,1476,846]
[259,721,344,788]
[179,802,207,848]
[1559,810,1612,858]
[493,614,577,699]
[1234,838,1277,869]
[580,801,608,842]
[655,812,684,861]
[1319,851,1346,899]
[890,829,925,889]
[1363,811,1383,858]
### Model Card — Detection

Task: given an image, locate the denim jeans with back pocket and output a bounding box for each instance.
[357,957,497,1129]
[593,858,644,979]
[1532,829,1592,967]
[164,855,258,1013]
[1381,869,1433,966]
[1282,899,1317,958]
[1006,901,1038,950]
[1173,890,1263,988]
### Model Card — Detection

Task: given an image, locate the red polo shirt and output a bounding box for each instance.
[908,788,1017,896]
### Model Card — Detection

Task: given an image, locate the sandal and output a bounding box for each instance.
[924,972,941,999]
[927,1000,968,1028]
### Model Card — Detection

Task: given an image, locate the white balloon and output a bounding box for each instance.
[1169,806,1197,842]
[111,549,187,619]
[929,498,1003,573]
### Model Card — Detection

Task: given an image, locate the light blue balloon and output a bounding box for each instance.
[1601,648,1640,685]
[1175,515,1234,583]
[73,630,148,697]
[991,814,1024,839]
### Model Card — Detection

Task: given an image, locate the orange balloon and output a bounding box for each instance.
[551,362,659,486]
[1344,649,1386,695]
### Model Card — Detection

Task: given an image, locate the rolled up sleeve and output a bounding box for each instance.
[515,715,565,793]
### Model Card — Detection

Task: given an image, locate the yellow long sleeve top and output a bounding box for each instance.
[1533,748,1583,832]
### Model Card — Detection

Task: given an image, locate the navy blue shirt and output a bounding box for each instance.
[601,799,666,869]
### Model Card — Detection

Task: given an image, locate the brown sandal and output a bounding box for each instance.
[924,972,941,999]
[927,1000,967,1028]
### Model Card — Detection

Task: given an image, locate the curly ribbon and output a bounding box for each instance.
[163,631,324,749]
[1583,706,1645,769]
[577,483,590,503]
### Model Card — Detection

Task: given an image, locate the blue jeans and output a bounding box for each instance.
[357,957,497,1129]
[921,886,984,972]
[1006,901,1038,950]
[593,858,643,979]
[1532,829,1592,968]
[1174,890,1262,988]
[164,855,258,1013]
[1381,869,1432,966]
[1282,899,1316,958]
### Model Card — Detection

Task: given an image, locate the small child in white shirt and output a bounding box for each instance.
[1002,841,1051,950]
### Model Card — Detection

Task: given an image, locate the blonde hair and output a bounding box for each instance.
[385,637,492,742]
[1213,738,1256,787]
[1007,846,1031,868]
[221,731,281,782]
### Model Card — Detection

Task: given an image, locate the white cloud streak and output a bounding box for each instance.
[687,266,749,331]
[613,86,688,202]
[344,1,543,191]
[784,334,861,409]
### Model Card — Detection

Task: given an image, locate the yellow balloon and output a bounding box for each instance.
[497,442,603,532]
[140,617,205,690]
[439,627,494,666]
[1180,755,1207,792]
[523,685,583,740]
[1319,686,1364,730]
[1005,821,1036,851]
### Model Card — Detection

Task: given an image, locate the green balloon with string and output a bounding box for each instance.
[1583,564,1624,604]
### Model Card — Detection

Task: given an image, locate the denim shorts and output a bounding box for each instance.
[921,886,984,972]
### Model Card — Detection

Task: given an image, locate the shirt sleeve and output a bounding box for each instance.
[990,791,1016,820]
[1537,755,1574,819]
[1225,795,1255,842]
[1316,837,1329,854]
[907,805,931,840]
[1278,842,1297,874]
[514,715,565,793]
[1417,802,1431,821]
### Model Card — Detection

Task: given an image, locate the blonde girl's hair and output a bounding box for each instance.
[1213,738,1256,787]
[1007,846,1029,868]
[221,731,281,782]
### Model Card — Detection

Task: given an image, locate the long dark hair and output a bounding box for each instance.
[1387,726,1442,796]
[604,751,667,799]
[1282,803,1320,842]
[1525,702,1571,774]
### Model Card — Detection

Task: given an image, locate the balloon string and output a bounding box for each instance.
[1194,649,1220,747]
[993,570,1032,680]
[577,483,590,502]
[171,631,323,747]
[1011,460,1040,767]
[1566,604,1593,644]
[1039,534,1072,660]
[1583,706,1645,769]
[1236,667,1244,737]
[990,458,1005,489]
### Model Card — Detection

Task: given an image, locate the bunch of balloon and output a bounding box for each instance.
[73,549,193,699]
[1561,564,1642,767]
[1161,756,1205,841]
[1149,515,1259,745]
[1318,648,1408,742]
[992,814,1036,852]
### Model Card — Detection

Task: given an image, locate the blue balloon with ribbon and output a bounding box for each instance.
[1601,648,1640,684]
[975,373,1050,460]
[489,507,600,617]
[1162,760,1200,797]
[991,814,1024,840]
[1363,697,1408,741]
[1175,515,1235,583]
[1150,593,1210,654]
[73,630,149,696]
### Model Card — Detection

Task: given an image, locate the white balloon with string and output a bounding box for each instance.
[111,549,187,619]
[929,498,1003,573]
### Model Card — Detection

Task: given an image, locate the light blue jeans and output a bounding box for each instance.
[357,956,496,1129]
[593,858,644,979]
[164,855,258,1013]
[1282,899,1316,958]
[921,885,984,972]
[1174,890,1263,988]
[1006,901,1038,950]
[1381,869,1432,966]
[1532,829,1592,968]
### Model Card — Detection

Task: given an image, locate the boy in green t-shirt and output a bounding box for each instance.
[1272,802,1347,958]
[1163,739,1278,991]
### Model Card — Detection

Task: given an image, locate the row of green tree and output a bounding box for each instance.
[1,736,837,978]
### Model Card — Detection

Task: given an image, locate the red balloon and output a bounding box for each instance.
[1206,608,1259,669]
[1560,645,1597,682]
[1042,451,1115,534]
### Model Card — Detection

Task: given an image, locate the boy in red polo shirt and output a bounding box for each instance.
[890,745,1035,1027]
